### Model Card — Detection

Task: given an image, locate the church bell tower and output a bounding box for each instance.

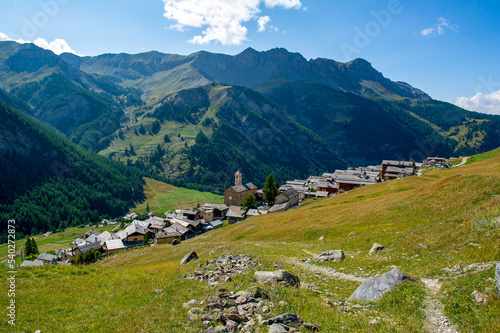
[235,170,242,186]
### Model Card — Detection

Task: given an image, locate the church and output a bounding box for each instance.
[224,171,258,206]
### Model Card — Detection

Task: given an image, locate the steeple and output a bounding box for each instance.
[235,170,242,186]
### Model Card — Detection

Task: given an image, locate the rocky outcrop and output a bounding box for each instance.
[184,254,260,282]
[348,267,414,302]
[254,270,300,287]
[184,286,317,333]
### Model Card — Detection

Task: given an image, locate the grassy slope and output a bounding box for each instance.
[2,148,500,332]
[134,177,223,213]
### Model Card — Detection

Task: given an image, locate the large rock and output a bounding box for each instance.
[254,270,300,287]
[496,264,500,296]
[180,251,199,265]
[348,267,414,302]
[267,313,303,326]
[314,250,345,262]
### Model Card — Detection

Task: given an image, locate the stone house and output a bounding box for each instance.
[224,171,258,206]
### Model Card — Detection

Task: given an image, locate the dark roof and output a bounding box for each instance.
[170,223,192,235]
[36,253,58,262]
[158,229,182,238]
[78,241,103,254]
[229,183,258,193]
[281,188,300,199]
[382,160,414,168]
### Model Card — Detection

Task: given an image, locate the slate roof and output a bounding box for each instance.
[36,253,58,262]
[98,231,118,241]
[104,239,125,251]
[209,220,223,228]
[78,241,104,254]
[227,206,244,217]
[203,203,229,211]
[72,238,87,246]
[229,183,258,193]
[157,229,182,238]
[170,223,192,235]
[382,160,414,168]
[282,188,300,199]
[20,260,45,267]
[268,202,289,213]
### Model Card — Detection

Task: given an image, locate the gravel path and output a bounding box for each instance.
[421,278,459,333]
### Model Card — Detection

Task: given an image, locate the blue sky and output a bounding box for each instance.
[1,0,499,113]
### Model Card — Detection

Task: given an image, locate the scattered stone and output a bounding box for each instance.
[180,251,199,265]
[442,261,499,276]
[313,250,345,262]
[254,270,300,287]
[183,299,200,309]
[154,288,163,293]
[172,239,181,246]
[369,318,380,325]
[369,243,385,254]
[348,267,414,302]
[187,307,203,322]
[273,261,285,269]
[347,232,355,236]
[319,236,324,240]
[267,313,303,326]
[302,322,320,332]
[185,254,260,283]
[496,264,500,296]
[268,323,289,333]
[471,290,488,305]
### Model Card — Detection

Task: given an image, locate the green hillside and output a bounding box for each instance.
[2,148,499,332]
[0,101,145,242]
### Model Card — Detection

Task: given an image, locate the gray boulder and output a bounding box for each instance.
[496,264,500,296]
[348,267,414,302]
[314,250,345,262]
[180,251,199,265]
[255,270,300,287]
[268,323,288,333]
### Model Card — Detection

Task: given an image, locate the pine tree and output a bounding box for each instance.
[241,194,257,213]
[164,134,171,143]
[146,202,150,212]
[139,123,146,135]
[129,143,135,156]
[31,238,39,255]
[24,237,33,257]
[263,173,279,206]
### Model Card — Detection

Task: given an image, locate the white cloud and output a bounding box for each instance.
[421,17,458,37]
[0,32,81,55]
[163,0,302,45]
[454,89,500,115]
[257,16,271,32]
[0,32,29,44]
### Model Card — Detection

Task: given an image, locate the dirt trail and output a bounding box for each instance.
[286,257,366,283]
[421,278,459,333]
[455,157,469,167]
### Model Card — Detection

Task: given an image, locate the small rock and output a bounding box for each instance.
[180,251,199,265]
[369,243,385,254]
[369,318,380,325]
[183,299,199,308]
[302,322,320,331]
[496,264,500,296]
[268,313,303,326]
[187,307,202,322]
[279,301,289,307]
[154,288,163,293]
[225,319,239,332]
[268,323,289,333]
[254,270,300,287]
[246,286,268,299]
[319,236,324,240]
[314,250,345,262]
[273,261,285,269]
[172,239,181,246]
[471,290,488,305]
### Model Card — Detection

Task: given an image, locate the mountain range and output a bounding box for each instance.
[1,40,499,192]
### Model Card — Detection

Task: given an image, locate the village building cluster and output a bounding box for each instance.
[19,157,449,267]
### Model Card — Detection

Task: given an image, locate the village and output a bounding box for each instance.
[19,157,452,267]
